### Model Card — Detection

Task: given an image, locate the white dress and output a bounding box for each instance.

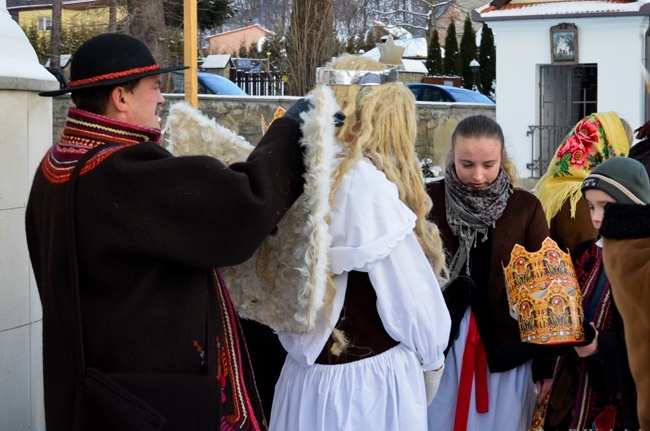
[269,158,451,431]
[427,308,537,431]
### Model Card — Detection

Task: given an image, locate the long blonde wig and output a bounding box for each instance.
[328,55,448,281]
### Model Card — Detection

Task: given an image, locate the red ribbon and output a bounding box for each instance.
[453,311,489,431]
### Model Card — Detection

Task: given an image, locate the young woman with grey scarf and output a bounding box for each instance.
[425,115,551,431]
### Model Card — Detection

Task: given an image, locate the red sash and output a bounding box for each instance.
[453,311,489,431]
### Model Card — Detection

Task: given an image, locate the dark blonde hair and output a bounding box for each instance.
[328,55,447,280]
[447,115,518,184]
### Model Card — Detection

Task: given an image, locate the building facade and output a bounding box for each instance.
[474,0,650,181]
[0,1,58,429]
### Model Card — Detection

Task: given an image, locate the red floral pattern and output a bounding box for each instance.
[552,117,617,178]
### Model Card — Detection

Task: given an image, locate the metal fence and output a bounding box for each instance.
[229,70,285,96]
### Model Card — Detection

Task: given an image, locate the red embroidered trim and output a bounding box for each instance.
[68,64,161,87]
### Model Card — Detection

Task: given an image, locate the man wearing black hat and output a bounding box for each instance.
[26,33,315,430]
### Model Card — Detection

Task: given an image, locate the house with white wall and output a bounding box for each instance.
[473,0,650,183]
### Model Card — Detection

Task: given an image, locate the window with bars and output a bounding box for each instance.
[527,64,597,177]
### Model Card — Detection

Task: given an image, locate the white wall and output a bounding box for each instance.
[0,6,57,431]
[490,16,649,179]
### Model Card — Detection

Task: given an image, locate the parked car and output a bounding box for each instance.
[170,71,247,96]
[406,83,494,104]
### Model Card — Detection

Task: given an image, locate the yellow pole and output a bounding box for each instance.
[183,0,198,108]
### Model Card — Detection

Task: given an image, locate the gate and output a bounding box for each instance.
[527,64,598,177]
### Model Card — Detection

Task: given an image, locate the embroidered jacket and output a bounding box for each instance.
[25,108,305,431]
[543,239,639,431]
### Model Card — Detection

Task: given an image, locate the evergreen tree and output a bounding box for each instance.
[459,16,478,90]
[443,20,460,77]
[238,43,248,57]
[425,29,443,75]
[247,42,259,58]
[479,23,496,99]
[164,0,235,31]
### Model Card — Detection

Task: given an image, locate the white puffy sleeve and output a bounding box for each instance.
[367,232,451,371]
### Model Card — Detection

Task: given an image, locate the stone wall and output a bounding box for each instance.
[52,94,495,170]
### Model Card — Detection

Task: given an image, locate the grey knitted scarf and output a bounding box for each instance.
[444,166,512,285]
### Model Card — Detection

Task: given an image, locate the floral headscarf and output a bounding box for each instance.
[534,112,629,224]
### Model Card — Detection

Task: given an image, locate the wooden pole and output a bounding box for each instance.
[183,0,198,107]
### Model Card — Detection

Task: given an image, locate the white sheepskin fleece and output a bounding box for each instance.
[163,87,339,333]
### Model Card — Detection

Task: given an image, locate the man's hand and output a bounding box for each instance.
[282,98,313,123]
[282,98,345,127]
[333,111,345,127]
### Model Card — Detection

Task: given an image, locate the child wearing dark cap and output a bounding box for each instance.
[598,157,650,431]
[540,156,648,431]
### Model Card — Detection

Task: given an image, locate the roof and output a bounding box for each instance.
[7,0,108,10]
[44,54,72,68]
[474,0,650,21]
[204,23,273,41]
[371,20,414,40]
[200,54,231,69]
[401,59,429,74]
[363,37,428,60]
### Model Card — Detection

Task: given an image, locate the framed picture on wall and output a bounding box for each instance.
[550,23,578,65]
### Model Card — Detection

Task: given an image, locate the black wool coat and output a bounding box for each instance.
[25,109,305,431]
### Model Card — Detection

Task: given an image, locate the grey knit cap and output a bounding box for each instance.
[581,157,650,205]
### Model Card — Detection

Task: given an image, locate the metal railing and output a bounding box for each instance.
[526,124,572,178]
[229,70,285,96]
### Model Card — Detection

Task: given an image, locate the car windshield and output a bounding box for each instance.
[199,73,247,95]
[445,87,493,104]
[170,72,247,96]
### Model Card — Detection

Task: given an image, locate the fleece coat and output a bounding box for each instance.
[601,203,650,431]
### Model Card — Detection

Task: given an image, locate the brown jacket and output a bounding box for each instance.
[550,198,597,254]
[601,203,650,431]
[427,181,549,373]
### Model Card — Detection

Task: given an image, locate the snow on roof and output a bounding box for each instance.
[372,20,414,40]
[476,0,650,20]
[363,37,428,60]
[360,50,428,73]
[44,54,71,68]
[200,54,231,69]
[401,59,429,74]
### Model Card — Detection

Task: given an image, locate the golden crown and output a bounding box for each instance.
[503,237,585,345]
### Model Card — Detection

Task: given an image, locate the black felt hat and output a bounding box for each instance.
[40,33,187,97]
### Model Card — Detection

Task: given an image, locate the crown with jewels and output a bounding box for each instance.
[503,237,586,345]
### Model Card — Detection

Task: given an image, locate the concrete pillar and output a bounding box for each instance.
[0,3,58,430]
